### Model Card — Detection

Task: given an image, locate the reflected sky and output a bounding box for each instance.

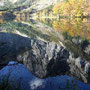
[0,61,90,90]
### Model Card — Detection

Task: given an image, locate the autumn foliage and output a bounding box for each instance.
[37,0,90,18]
[53,0,90,17]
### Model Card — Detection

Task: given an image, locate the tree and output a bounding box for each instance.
[53,0,86,17]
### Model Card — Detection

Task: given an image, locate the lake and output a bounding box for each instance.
[0,12,90,90]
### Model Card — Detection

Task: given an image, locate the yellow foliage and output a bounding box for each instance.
[52,19,90,40]
[39,17,90,40]
[53,2,63,15]
[53,0,87,17]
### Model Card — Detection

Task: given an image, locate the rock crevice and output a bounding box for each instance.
[0,33,90,84]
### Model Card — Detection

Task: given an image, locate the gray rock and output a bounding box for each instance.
[84,45,90,55]
[72,38,82,45]
[19,40,70,78]
[0,33,90,84]
[68,55,90,84]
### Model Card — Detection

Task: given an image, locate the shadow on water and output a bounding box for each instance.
[3,12,16,21]
[47,48,70,77]
[0,12,16,24]
[0,32,31,69]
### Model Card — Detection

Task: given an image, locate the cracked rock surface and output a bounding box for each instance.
[0,33,90,84]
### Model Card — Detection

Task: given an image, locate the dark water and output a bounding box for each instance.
[0,12,90,90]
[0,61,90,90]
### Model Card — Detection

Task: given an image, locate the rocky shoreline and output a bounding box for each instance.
[0,32,90,84]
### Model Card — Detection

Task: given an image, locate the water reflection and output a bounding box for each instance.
[0,12,16,23]
[34,18,90,60]
[0,12,90,87]
[0,12,90,61]
[0,61,90,90]
[37,18,90,40]
[1,12,90,41]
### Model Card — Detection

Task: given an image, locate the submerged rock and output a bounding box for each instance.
[0,33,90,84]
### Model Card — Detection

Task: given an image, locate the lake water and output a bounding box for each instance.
[0,13,90,60]
[0,12,90,90]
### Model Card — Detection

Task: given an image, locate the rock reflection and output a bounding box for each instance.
[0,33,90,84]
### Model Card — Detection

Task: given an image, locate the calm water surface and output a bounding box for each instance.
[0,13,90,60]
[0,12,90,90]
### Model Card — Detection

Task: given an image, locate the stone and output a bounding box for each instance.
[0,33,90,84]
